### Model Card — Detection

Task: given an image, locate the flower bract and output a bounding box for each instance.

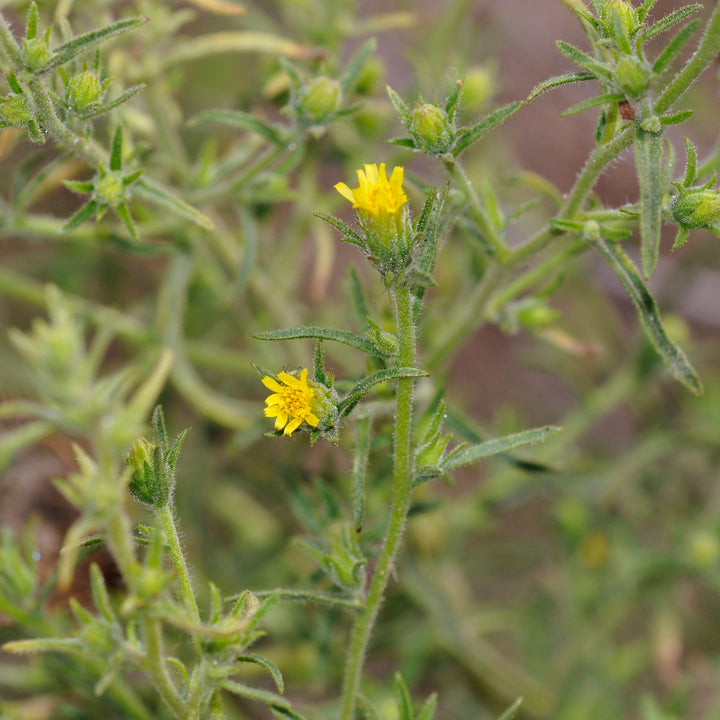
[334,163,407,218]
[262,368,320,436]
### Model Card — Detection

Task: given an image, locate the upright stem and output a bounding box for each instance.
[340,283,417,720]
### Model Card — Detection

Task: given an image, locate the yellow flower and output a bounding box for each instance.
[262,368,320,436]
[334,163,407,218]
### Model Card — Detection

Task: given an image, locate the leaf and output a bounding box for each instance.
[386,84,411,126]
[555,41,612,80]
[441,426,561,472]
[237,656,284,694]
[413,185,448,307]
[337,367,429,417]
[0,421,54,476]
[452,101,522,156]
[134,178,214,230]
[387,137,417,149]
[526,71,594,102]
[62,200,97,232]
[497,698,524,720]
[352,417,371,531]
[642,4,702,41]
[417,693,438,720]
[659,110,693,126]
[683,136,697,186]
[638,0,659,22]
[634,124,664,278]
[593,238,702,395]
[159,32,316,70]
[219,680,290,709]
[40,17,147,72]
[652,19,700,74]
[80,83,146,119]
[560,93,625,117]
[255,588,362,610]
[394,673,413,720]
[188,109,287,145]
[254,326,392,357]
[314,212,366,250]
[341,38,376,94]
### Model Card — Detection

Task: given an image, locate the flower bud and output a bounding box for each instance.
[94,170,125,207]
[67,70,103,113]
[298,76,343,124]
[127,438,163,506]
[22,35,52,71]
[460,66,495,113]
[614,55,650,99]
[601,0,639,37]
[582,219,601,242]
[0,94,33,127]
[671,187,720,228]
[410,103,453,155]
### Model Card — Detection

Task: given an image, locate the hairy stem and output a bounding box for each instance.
[340,283,417,720]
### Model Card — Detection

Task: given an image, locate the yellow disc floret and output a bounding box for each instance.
[334,163,407,218]
[262,368,320,436]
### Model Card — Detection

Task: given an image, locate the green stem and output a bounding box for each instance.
[442,157,509,262]
[158,504,202,658]
[340,283,417,720]
[507,125,634,267]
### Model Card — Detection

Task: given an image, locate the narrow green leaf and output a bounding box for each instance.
[341,38,376,94]
[188,109,287,146]
[445,79,464,121]
[134,178,214,230]
[41,17,147,72]
[0,421,54,476]
[255,588,362,610]
[683,136,697,186]
[62,200,97,232]
[593,238,702,395]
[526,71,594,102]
[413,185,449,307]
[653,19,699,74]
[219,680,290,709]
[560,93,624,117]
[7,73,23,95]
[643,5,702,41]
[571,7,603,34]
[337,367,429,417]
[159,32,315,71]
[452,101,522,157]
[497,698,524,720]
[441,426,561,472]
[79,83,146,119]
[634,124,664,278]
[394,673,413,720]
[63,180,94,194]
[270,707,309,720]
[89,563,115,623]
[638,0,659,22]
[237,656,284,695]
[314,212,366,250]
[555,41,612,80]
[387,137,417,149]
[417,693,438,720]
[254,326,392,357]
[2,637,84,655]
[386,84,412,126]
[110,126,123,171]
[352,417,371,531]
[659,110,693,126]
[26,2,38,40]
[116,202,138,241]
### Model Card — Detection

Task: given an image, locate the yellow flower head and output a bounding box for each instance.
[334,163,407,218]
[262,368,320,436]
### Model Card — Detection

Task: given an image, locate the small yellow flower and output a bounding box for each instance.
[262,368,320,436]
[334,163,407,218]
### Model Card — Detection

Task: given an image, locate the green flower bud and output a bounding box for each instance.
[614,55,650,99]
[0,94,33,127]
[67,70,103,113]
[365,321,398,356]
[516,299,560,328]
[22,35,52,71]
[671,187,720,228]
[410,103,453,154]
[298,76,343,124]
[127,438,163,505]
[601,0,639,36]
[688,530,719,568]
[460,66,495,113]
[582,219,601,242]
[94,170,125,207]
